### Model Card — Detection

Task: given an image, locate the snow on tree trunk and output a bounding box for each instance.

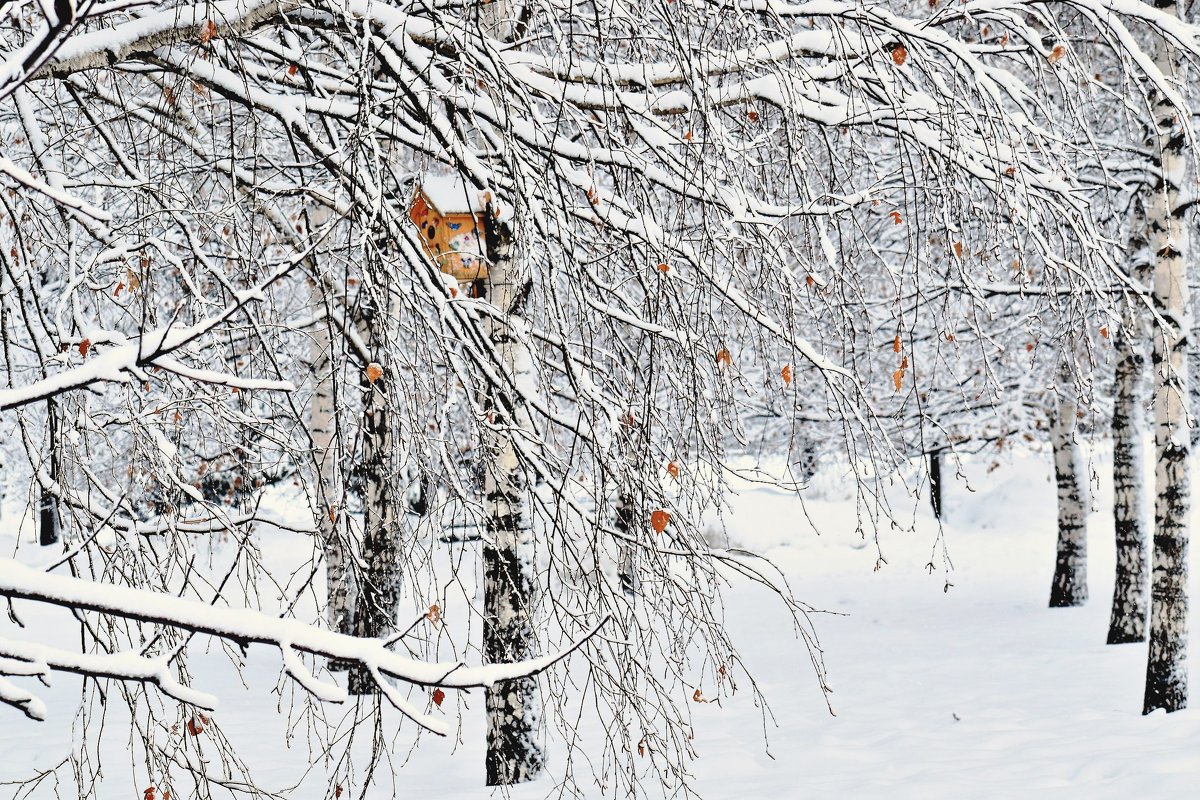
[348,309,401,696]
[482,212,543,786]
[1108,219,1150,645]
[1049,381,1088,608]
[39,398,58,547]
[308,281,354,659]
[1144,0,1191,714]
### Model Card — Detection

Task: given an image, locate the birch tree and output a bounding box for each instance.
[1143,0,1192,715]
[1108,200,1150,644]
[2,1,1200,795]
[1050,367,1089,608]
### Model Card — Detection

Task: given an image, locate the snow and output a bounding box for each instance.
[419,173,487,215]
[1,445,1197,796]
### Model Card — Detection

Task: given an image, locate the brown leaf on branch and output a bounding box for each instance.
[650,509,670,534]
[891,45,908,66]
[200,19,217,45]
[365,362,383,383]
[79,339,90,358]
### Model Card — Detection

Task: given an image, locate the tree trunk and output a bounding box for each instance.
[39,398,59,547]
[1108,219,1150,645]
[1049,384,1088,608]
[482,210,543,786]
[348,321,401,695]
[1109,325,1149,642]
[308,283,355,659]
[1144,0,1190,714]
[929,450,943,520]
[615,419,640,598]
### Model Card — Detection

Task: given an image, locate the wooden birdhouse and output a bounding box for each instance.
[408,175,491,288]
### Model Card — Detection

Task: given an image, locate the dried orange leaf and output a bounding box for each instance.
[893,335,901,353]
[427,604,441,625]
[432,688,446,707]
[892,369,904,392]
[1048,44,1066,63]
[715,348,732,367]
[953,241,964,259]
[365,362,383,383]
[657,262,670,273]
[1100,326,1109,339]
[200,19,216,45]
[891,45,908,66]
[79,338,90,358]
[666,461,681,479]
[781,364,792,386]
[889,211,903,225]
[650,509,670,534]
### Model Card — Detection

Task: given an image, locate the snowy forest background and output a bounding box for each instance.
[1,0,1199,797]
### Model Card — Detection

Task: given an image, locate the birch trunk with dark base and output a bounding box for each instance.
[1108,261,1149,644]
[348,355,401,696]
[1142,0,1190,715]
[482,211,543,785]
[39,398,59,547]
[1049,385,1088,608]
[929,450,944,520]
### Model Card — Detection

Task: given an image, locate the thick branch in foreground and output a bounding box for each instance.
[0,559,606,734]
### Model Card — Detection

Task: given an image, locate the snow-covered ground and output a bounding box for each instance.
[2,444,1198,798]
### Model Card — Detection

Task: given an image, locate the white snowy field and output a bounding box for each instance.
[2,444,1198,799]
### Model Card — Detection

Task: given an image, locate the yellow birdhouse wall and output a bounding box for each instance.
[409,187,490,284]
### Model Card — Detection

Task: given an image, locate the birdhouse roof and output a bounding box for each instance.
[418,174,488,215]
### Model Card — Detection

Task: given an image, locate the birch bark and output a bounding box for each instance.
[482,211,543,785]
[348,304,402,695]
[1108,211,1150,645]
[1144,0,1191,714]
[308,282,355,655]
[1049,381,1088,608]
